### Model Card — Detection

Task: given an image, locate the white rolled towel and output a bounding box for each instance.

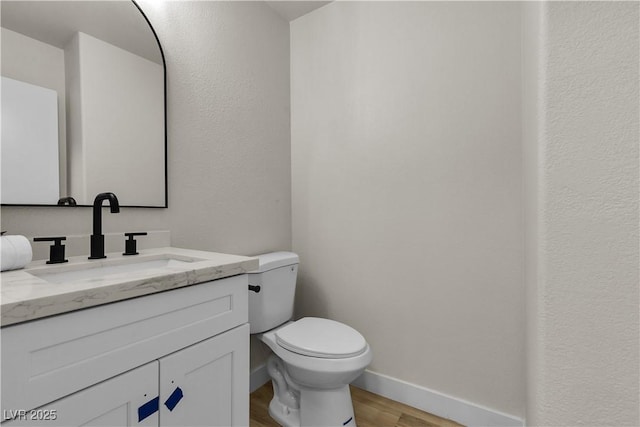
[1,235,33,272]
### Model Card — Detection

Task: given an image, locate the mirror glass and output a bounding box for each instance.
[1,1,166,207]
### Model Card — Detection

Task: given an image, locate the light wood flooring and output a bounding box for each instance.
[250,381,463,427]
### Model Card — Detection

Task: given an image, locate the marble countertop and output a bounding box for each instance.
[0,247,258,327]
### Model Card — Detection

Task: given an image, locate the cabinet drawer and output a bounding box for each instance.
[3,362,159,427]
[1,274,248,413]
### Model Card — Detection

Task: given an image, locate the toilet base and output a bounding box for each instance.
[299,386,356,427]
[269,395,301,427]
[269,381,356,427]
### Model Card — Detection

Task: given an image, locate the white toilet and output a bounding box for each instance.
[249,252,372,427]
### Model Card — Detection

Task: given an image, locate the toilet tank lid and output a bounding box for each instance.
[249,251,299,273]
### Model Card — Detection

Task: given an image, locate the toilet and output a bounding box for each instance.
[249,252,372,427]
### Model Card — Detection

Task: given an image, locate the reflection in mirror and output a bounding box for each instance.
[1,1,166,207]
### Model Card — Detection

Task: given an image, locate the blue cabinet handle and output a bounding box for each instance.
[138,396,159,422]
[164,386,184,411]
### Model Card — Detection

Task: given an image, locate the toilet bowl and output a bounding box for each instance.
[249,252,372,427]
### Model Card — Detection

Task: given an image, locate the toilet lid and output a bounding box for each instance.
[275,317,367,359]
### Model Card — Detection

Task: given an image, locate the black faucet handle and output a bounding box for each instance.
[33,236,69,264]
[57,197,77,206]
[123,232,147,256]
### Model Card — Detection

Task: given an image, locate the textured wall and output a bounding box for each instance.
[525,2,640,425]
[291,2,524,417]
[142,1,291,257]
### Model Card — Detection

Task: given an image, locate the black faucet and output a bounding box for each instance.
[89,192,120,259]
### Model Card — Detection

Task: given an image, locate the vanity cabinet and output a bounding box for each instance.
[1,274,249,426]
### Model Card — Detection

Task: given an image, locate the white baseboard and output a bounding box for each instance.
[250,363,270,393]
[250,364,523,427]
[352,370,524,427]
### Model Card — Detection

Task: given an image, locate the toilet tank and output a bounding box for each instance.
[248,252,299,333]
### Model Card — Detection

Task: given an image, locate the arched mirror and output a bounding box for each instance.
[1,0,166,207]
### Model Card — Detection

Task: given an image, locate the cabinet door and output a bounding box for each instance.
[2,362,159,427]
[159,324,249,427]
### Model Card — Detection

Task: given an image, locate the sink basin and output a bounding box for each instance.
[30,256,204,285]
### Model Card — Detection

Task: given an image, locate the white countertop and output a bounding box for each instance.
[0,247,258,327]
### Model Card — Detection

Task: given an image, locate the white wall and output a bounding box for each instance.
[525,2,639,425]
[521,2,543,424]
[141,1,291,257]
[1,27,67,197]
[291,1,524,418]
[1,77,59,204]
[65,32,164,206]
[65,32,83,206]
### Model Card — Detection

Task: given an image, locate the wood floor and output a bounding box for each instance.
[250,381,463,427]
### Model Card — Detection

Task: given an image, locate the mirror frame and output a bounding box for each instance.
[1,0,168,209]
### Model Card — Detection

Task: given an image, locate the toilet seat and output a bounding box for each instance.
[259,320,373,389]
[275,317,367,359]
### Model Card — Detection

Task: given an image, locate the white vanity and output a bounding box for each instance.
[0,248,258,426]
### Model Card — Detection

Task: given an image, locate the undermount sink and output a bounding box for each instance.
[29,255,205,285]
